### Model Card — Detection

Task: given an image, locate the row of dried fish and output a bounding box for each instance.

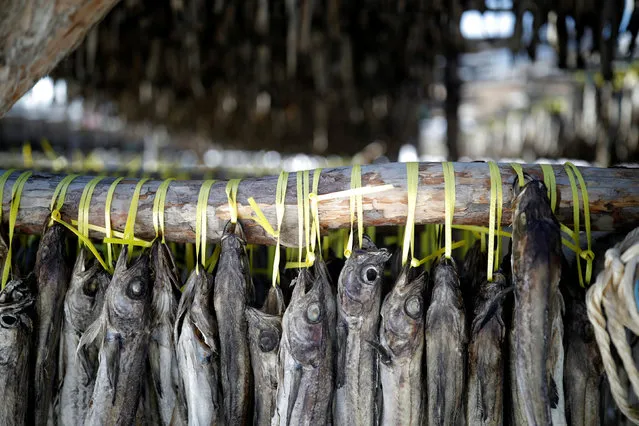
[0,175,626,425]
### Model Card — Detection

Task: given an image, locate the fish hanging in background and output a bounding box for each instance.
[82,248,152,425]
[58,248,110,426]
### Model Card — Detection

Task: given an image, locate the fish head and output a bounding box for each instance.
[262,285,286,316]
[35,223,69,278]
[285,269,328,367]
[220,227,252,280]
[246,307,282,355]
[108,248,152,333]
[380,266,426,357]
[338,247,391,316]
[0,276,35,363]
[66,247,110,329]
[431,256,463,301]
[150,241,181,323]
[511,177,556,228]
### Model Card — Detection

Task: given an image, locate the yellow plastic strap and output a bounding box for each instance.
[50,174,80,215]
[442,162,456,259]
[153,178,174,243]
[511,162,525,187]
[540,164,558,213]
[51,211,111,273]
[310,168,322,253]
[225,179,241,224]
[247,198,277,237]
[104,177,124,268]
[345,164,362,258]
[296,172,304,265]
[78,176,105,245]
[565,162,594,285]
[564,165,586,287]
[41,139,58,161]
[414,240,466,267]
[22,143,33,168]
[2,171,31,287]
[402,162,418,266]
[486,162,498,281]
[206,244,222,273]
[195,180,215,273]
[0,169,16,225]
[302,170,313,264]
[272,171,289,286]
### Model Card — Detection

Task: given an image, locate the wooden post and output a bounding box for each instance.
[0,0,121,115]
[0,163,637,246]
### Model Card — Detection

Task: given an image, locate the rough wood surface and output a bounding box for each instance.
[0,0,121,115]
[0,162,637,246]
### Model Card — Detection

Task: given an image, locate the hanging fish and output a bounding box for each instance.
[174,268,221,426]
[246,286,286,426]
[563,270,603,425]
[466,271,511,426]
[82,248,152,425]
[58,248,110,426]
[272,268,334,425]
[147,241,182,425]
[510,177,565,425]
[30,223,72,425]
[214,222,255,425]
[335,238,391,426]
[461,240,487,316]
[371,265,425,425]
[0,275,35,425]
[426,257,467,426]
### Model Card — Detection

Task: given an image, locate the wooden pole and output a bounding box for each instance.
[0,163,637,247]
[0,0,121,116]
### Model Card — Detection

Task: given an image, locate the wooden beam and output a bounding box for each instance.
[0,0,121,115]
[0,163,637,246]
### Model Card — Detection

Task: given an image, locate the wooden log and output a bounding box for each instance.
[0,0,121,116]
[0,163,637,247]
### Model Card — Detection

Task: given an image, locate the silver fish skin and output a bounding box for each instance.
[272,269,334,426]
[58,248,110,426]
[149,241,182,425]
[466,271,509,426]
[214,224,254,425]
[510,177,563,426]
[174,268,222,426]
[83,248,152,426]
[373,265,425,426]
[335,244,391,426]
[246,286,285,426]
[0,276,36,426]
[426,257,467,426]
[31,223,72,426]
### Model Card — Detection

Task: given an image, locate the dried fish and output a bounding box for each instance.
[214,222,255,424]
[58,248,110,426]
[426,257,467,426]
[82,248,152,425]
[335,242,391,426]
[0,276,35,425]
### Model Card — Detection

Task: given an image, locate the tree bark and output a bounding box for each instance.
[0,163,637,247]
[0,0,121,116]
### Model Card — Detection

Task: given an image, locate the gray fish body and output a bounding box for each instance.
[466,272,508,426]
[0,277,35,426]
[32,223,71,425]
[175,269,222,426]
[83,249,152,426]
[247,287,285,426]
[376,266,425,426]
[564,285,602,426]
[335,245,390,426]
[272,269,334,426]
[510,178,563,426]
[58,248,110,426]
[149,241,181,425]
[214,227,254,425]
[426,258,467,426]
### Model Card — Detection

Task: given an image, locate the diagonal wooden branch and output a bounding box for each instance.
[0,162,637,247]
[0,0,121,115]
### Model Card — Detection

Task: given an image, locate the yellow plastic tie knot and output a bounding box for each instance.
[581,250,595,262]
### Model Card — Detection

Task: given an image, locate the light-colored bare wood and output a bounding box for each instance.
[0,163,637,246]
[0,0,121,115]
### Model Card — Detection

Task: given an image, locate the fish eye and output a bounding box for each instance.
[0,314,18,328]
[361,266,379,284]
[126,279,146,300]
[306,302,322,324]
[404,295,423,319]
[83,279,99,296]
[258,330,278,352]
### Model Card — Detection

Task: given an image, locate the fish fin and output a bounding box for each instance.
[104,335,121,403]
[77,315,106,379]
[336,323,347,387]
[366,340,392,366]
[471,286,513,335]
[476,376,485,422]
[550,377,559,409]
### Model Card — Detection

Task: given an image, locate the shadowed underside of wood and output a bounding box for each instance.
[0,163,636,246]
